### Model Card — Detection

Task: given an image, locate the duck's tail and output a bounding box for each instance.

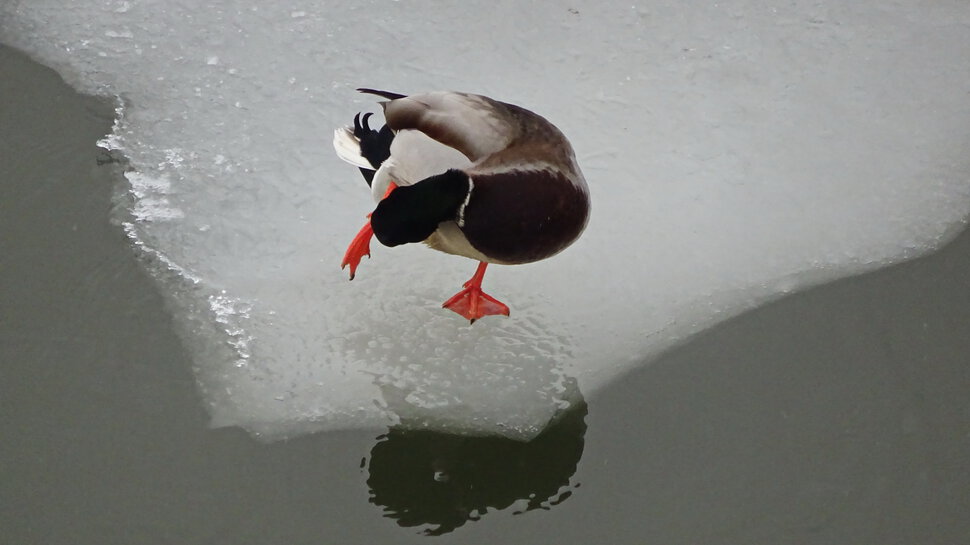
[333,112,395,186]
[333,127,371,169]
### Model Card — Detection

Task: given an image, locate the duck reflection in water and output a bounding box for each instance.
[365,396,587,536]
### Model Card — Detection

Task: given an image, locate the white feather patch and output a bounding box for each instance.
[370,161,395,203]
[457,176,474,227]
[369,129,474,202]
[332,127,373,169]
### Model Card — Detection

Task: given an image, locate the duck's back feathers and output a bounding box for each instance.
[379,92,514,162]
[363,90,583,184]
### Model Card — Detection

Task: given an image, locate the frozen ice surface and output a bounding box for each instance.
[2,1,968,440]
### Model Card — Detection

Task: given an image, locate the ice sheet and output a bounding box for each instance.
[2,1,968,440]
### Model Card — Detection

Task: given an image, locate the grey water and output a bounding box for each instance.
[1,44,968,544]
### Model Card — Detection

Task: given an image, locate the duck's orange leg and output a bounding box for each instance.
[442,262,510,323]
[341,182,397,280]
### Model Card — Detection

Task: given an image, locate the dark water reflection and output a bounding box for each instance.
[366,397,587,535]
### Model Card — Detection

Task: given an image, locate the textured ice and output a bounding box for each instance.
[2,1,968,440]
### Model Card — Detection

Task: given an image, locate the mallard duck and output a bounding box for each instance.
[333,89,590,322]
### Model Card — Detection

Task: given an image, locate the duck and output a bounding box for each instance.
[333,89,590,323]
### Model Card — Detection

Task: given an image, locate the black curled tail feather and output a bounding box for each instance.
[371,169,470,247]
[353,112,395,186]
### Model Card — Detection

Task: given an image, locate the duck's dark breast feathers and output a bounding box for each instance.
[461,169,589,264]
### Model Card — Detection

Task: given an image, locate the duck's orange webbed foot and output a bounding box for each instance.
[341,182,397,280]
[442,262,510,323]
[341,220,373,280]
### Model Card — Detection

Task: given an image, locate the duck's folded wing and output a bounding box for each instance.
[364,90,516,162]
